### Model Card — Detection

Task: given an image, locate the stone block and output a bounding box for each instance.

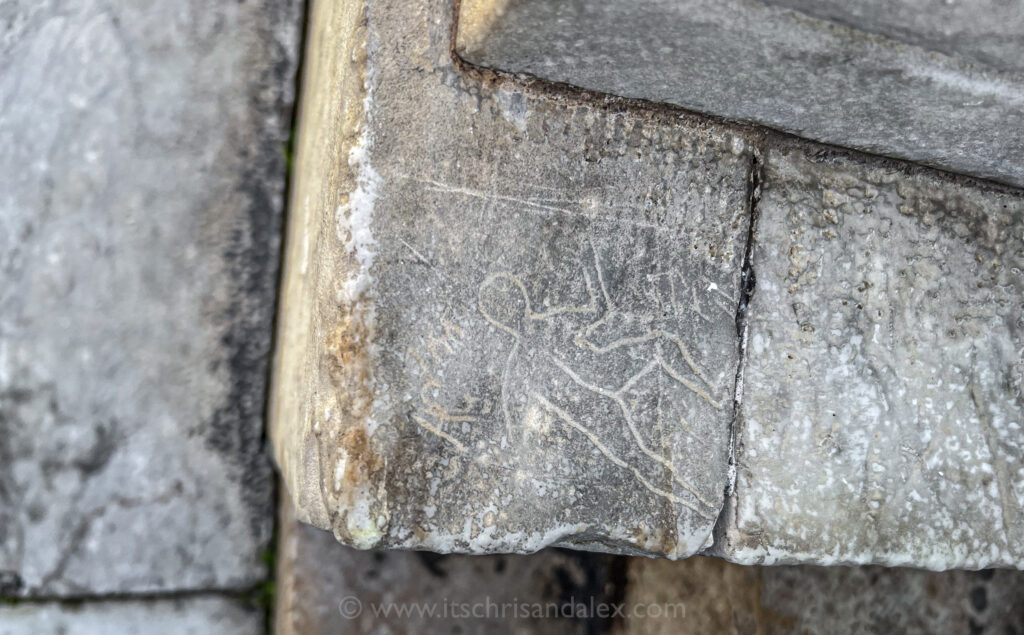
[619,557,1024,634]
[275,495,1024,634]
[273,0,1024,570]
[271,0,753,558]
[764,0,1024,73]
[274,500,626,635]
[0,597,262,635]
[0,0,299,595]
[721,145,1024,568]
[458,0,1024,188]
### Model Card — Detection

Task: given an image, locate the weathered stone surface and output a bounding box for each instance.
[719,145,1024,568]
[0,597,262,635]
[275,0,1024,569]
[458,0,1024,188]
[0,0,299,595]
[271,0,752,557]
[274,500,627,634]
[765,0,1024,74]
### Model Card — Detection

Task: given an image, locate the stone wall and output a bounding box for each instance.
[0,0,300,626]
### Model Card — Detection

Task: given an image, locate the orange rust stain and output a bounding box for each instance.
[325,311,371,379]
[338,425,382,493]
[323,307,375,419]
[319,301,382,510]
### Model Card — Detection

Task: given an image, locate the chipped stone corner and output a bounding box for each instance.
[270,0,389,544]
[320,108,391,549]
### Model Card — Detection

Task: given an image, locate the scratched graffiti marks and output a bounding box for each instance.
[481,241,727,514]
[395,209,737,514]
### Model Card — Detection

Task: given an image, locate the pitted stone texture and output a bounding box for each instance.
[0,0,299,595]
[0,597,261,635]
[271,0,752,557]
[458,0,1024,188]
[723,146,1024,568]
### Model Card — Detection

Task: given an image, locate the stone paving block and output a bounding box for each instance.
[0,0,299,595]
[276,496,1024,634]
[271,0,753,557]
[720,145,1024,568]
[458,0,1024,188]
[0,597,261,635]
[274,500,626,635]
[618,557,1024,634]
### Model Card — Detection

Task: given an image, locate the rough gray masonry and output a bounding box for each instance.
[718,145,1024,568]
[273,0,752,560]
[0,0,299,597]
[459,0,1024,188]
[273,0,1024,569]
[0,597,262,635]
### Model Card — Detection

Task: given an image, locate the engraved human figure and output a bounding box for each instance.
[474,246,725,516]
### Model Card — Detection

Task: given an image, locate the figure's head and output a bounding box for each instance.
[477,273,529,337]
